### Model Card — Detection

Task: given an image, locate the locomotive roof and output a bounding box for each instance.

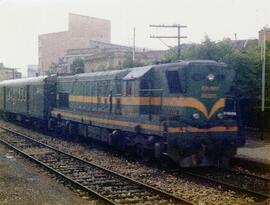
[0,76,48,87]
[57,65,155,82]
[123,65,153,80]
[58,60,225,82]
[57,69,128,82]
[153,60,226,68]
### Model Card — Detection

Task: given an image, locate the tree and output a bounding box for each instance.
[223,48,261,99]
[70,58,85,74]
[121,53,145,69]
[48,57,67,75]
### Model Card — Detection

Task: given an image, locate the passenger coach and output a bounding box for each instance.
[0,76,56,126]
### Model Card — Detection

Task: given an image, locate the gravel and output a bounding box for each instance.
[1,120,265,205]
[0,143,98,205]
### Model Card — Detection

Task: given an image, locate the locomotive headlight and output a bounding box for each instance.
[207,73,215,81]
[217,112,224,119]
[192,113,200,120]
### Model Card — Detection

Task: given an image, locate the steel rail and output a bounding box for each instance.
[225,167,270,182]
[182,168,270,200]
[230,157,270,173]
[0,126,194,205]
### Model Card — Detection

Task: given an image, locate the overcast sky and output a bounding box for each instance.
[0,0,269,73]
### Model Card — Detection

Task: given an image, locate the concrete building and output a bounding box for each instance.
[38,13,111,74]
[0,63,22,81]
[63,40,166,73]
[259,27,270,46]
[27,64,39,77]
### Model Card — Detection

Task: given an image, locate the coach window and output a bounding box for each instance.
[20,88,25,100]
[166,71,182,93]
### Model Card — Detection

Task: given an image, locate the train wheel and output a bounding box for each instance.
[60,126,68,139]
[48,118,56,131]
[136,144,151,162]
[67,123,79,141]
[218,157,229,168]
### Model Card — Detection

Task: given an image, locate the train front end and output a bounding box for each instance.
[166,61,242,167]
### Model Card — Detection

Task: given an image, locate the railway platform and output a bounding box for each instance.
[236,135,270,165]
[234,127,270,165]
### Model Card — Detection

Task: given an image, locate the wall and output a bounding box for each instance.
[0,68,22,81]
[38,13,111,74]
[259,28,270,46]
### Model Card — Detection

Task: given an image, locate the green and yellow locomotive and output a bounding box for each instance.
[0,60,242,167]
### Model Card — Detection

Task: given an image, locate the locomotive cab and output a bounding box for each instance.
[163,61,240,167]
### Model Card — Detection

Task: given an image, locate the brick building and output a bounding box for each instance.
[0,63,22,81]
[38,13,111,74]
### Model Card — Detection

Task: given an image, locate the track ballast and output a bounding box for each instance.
[0,126,194,205]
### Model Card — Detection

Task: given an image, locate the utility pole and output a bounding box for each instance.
[149,24,187,60]
[261,27,266,140]
[133,28,136,62]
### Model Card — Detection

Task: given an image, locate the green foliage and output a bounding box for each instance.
[70,58,85,74]
[48,57,66,75]
[223,48,261,99]
[181,37,237,61]
[121,53,145,69]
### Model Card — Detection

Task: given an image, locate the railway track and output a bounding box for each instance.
[182,167,270,200]
[0,126,194,205]
[230,157,270,173]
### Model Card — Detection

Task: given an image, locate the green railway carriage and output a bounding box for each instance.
[0,76,56,121]
[50,60,241,167]
[0,86,5,111]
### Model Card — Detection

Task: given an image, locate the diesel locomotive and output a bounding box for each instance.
[0,60,243,167]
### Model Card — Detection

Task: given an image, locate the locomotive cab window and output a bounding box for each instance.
[125,81,133,96]
[166,70,182,93]
[140,79,150,97]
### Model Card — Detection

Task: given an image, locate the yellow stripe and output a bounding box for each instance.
[51,110,237,133]
[179,126,238,133]
[69,95,224,119]
[163,97,209,118]
[209,98,225,118]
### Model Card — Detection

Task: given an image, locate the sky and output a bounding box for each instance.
[0,0,269,74]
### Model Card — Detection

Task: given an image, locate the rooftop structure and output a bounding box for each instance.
[38,13,111,74]
[0,63,22,81]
